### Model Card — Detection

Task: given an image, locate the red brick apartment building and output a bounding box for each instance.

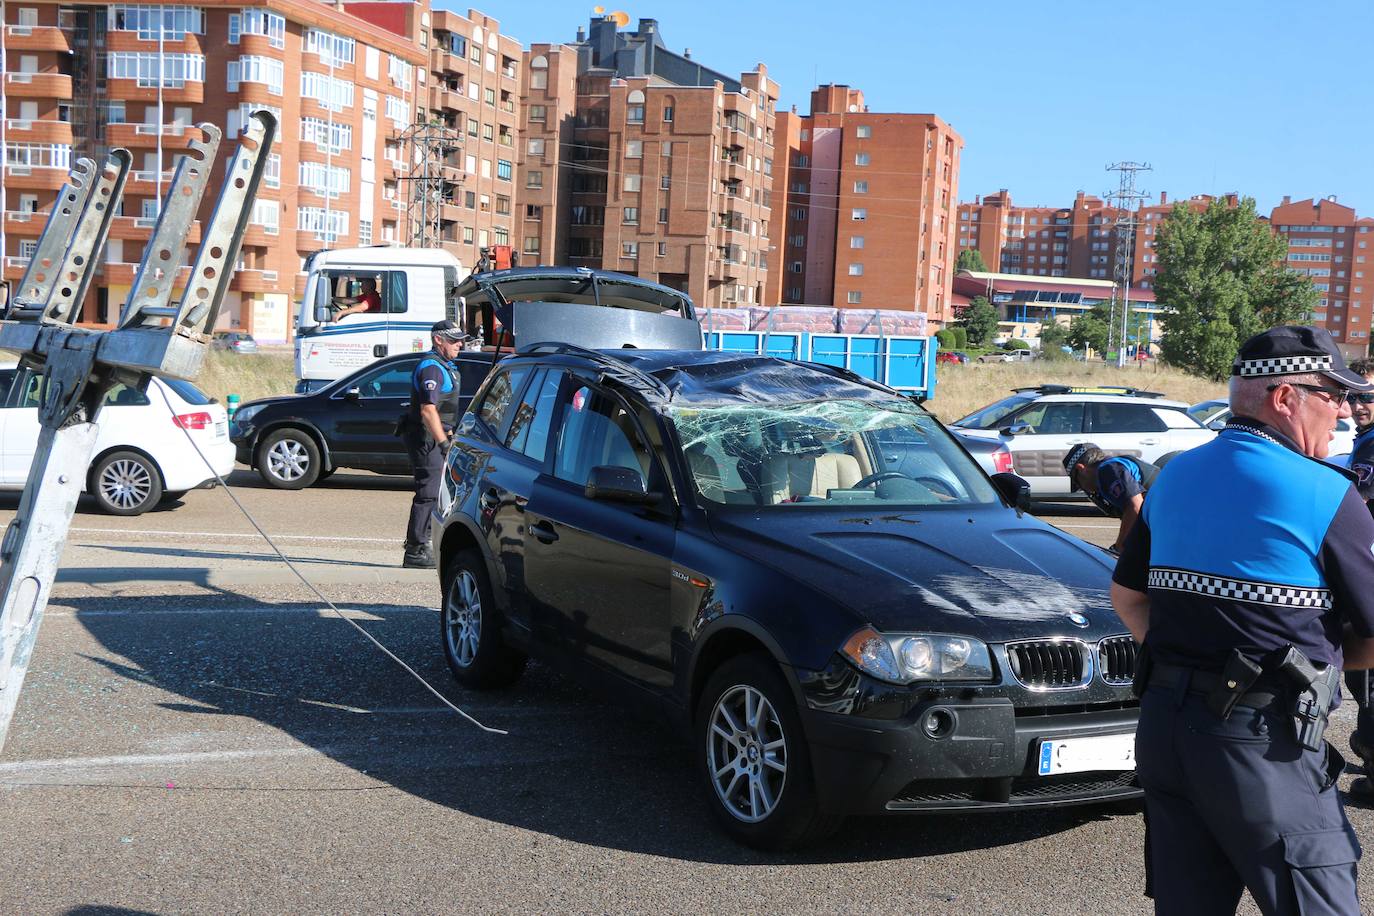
[956,189,1231,291]
[0,1,529,342]
[766,85,962,326]
[1270,196,1374,356]
[516,16,779,311]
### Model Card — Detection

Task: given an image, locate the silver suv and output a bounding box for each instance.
[951,385,1215,496]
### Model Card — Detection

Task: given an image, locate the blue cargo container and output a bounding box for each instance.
[701,331,938,400]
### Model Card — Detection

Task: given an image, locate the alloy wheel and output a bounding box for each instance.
[445,570,481,667]
[100,458,153,511]
[267,439,311,482]
[706,684,788,823]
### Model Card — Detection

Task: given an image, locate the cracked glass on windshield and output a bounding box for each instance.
[670,399,999,508]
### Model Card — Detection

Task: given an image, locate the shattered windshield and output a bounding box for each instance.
[670,399,999,508]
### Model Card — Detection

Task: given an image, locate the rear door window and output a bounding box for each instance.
[553,384,657,488]
[1088,402,1167,434]
[352,361,417,399]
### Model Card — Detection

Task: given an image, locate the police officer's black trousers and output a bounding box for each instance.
[405,433,443,550]
[1136,686,1361,915]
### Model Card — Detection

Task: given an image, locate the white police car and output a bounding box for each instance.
[951,385,1215,496]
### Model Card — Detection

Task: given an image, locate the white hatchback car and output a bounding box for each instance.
[1188,400,1357,459]
[0,364,235,515]
[951,385,1216,497]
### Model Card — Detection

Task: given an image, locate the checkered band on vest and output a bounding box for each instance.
[1233,355,1333,377]
[1148,567,1332,610]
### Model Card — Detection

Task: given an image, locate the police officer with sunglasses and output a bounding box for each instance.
[1113,326,1374,914]
[1341,358,1374,800]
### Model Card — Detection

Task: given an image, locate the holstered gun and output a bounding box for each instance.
[1131,641,1153,699]
[1268,644,1339,751]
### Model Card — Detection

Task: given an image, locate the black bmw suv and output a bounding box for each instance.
[434,345,1141,849]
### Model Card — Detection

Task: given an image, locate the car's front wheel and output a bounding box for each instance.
[91,450,163,516]
[440,549,527,689]
[256,428,321,489]
[696,653,842,850]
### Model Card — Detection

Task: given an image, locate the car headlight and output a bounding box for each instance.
[233,404,265,426]
[840,627,994,685]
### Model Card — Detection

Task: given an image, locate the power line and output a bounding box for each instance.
[1106,161,1152,366]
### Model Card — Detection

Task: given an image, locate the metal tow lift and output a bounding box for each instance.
[0,111,277,753]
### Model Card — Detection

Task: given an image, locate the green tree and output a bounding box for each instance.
[950,326,968,350]
[1155,197,1318,380]
[956,249,988,273]
[1068,305,1110,355]
[958,296,999,347]
[935,328,956,351]
[1005,338,1031,351]
[1039,321,1070,360]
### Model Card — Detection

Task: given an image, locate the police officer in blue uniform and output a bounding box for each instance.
[1113,325,1374,914]
[401,320,467,569]
[1341,358,1374,797]
[1063,443,1157,553]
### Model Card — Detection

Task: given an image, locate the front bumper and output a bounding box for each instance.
[795,658,1141,814]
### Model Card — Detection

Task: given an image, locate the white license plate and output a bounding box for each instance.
[215,421,228,439]
[1038,733,1135,776]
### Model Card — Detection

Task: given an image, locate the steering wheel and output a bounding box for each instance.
[852,471,912,489]
[911,475,959,498]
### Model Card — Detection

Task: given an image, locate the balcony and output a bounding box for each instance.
[3,210,47,235]
[107,215,201,245]
[2,166,69,192]
[99,261,138,286]
[4,72,73,99]
[4,117,73,144]
[711,259,744,282]
[241,224,280,248]
[105,122,201,150]
[430,47,466,74]
[4,24,71,53]
[231,269,284,294]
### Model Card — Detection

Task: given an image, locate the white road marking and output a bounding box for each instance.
[69,526,394,544]
[1050,523,1117,529]
[0,746,321,774]
[45,606,431,619]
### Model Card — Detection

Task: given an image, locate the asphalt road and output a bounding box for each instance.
[0,472,1368,914]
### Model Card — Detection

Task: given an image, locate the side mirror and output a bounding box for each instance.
[1207,417,1226,431]
[999,422,1029,437]
[584,465,656,504]
[313,277,332,323]
[990,472,1031,515]
[343,386,361,400]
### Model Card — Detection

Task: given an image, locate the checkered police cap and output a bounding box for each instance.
[1232,325,1374,391]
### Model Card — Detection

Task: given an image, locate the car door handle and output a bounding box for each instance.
[1140,438,1160,446]
[479,488,500,512]
[529,520,559,544]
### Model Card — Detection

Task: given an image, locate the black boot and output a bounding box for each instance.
[403,543,436,569]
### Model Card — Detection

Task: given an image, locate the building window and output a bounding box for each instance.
[297,206,348,243]
[111,5,203,39]
[107,52,205,88]
[624,174,642,192]
[529,105,546,122]
[789,262,802,273]
[358,219,372,246]
[526,171,544,189]
[847,291,862,304]
[304,28,355,66]
[853,181,868,194]
[663,106,674,122]
[854,152,870,166]
[627,105,644,123]
[658,208,668,224]
[527,138,545,157]
[525,205,543,221]
[523,236,541,255]
[482,123,494,142]
[792,208,805,220]
[300,71,354,110]
[852,209,867,221]
[622,242,639,258]
[848,264,863,276]
[484,88,496,107]
[850,236,864,249]
[623,207,639,224]
[626,140,643,159]
[228,9,285,48]
[300,118,351,153]
[662,142,672,157]
[856,125,871,139]
[298,161,350,198]
[497,159,513,181]
[657,242,667,256]
[660,175,671,190]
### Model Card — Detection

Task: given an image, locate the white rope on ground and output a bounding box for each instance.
[154,381,508,736]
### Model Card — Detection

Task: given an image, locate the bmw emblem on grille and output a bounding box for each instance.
[1067,611,1090,628]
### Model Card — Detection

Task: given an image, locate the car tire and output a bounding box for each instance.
[256,428,321,489]
[440,548,527,689]
[91,450,163,516]
[696,652,843,850]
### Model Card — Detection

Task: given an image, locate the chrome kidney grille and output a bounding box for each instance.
[1006,640,1092,690]
[1097,636,1138,686]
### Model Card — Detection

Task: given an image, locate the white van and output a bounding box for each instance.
[294,247,465,392]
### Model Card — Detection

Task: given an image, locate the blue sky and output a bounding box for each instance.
[438,0,1374,216]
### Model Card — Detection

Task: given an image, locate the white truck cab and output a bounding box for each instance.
[294,247,465,392]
